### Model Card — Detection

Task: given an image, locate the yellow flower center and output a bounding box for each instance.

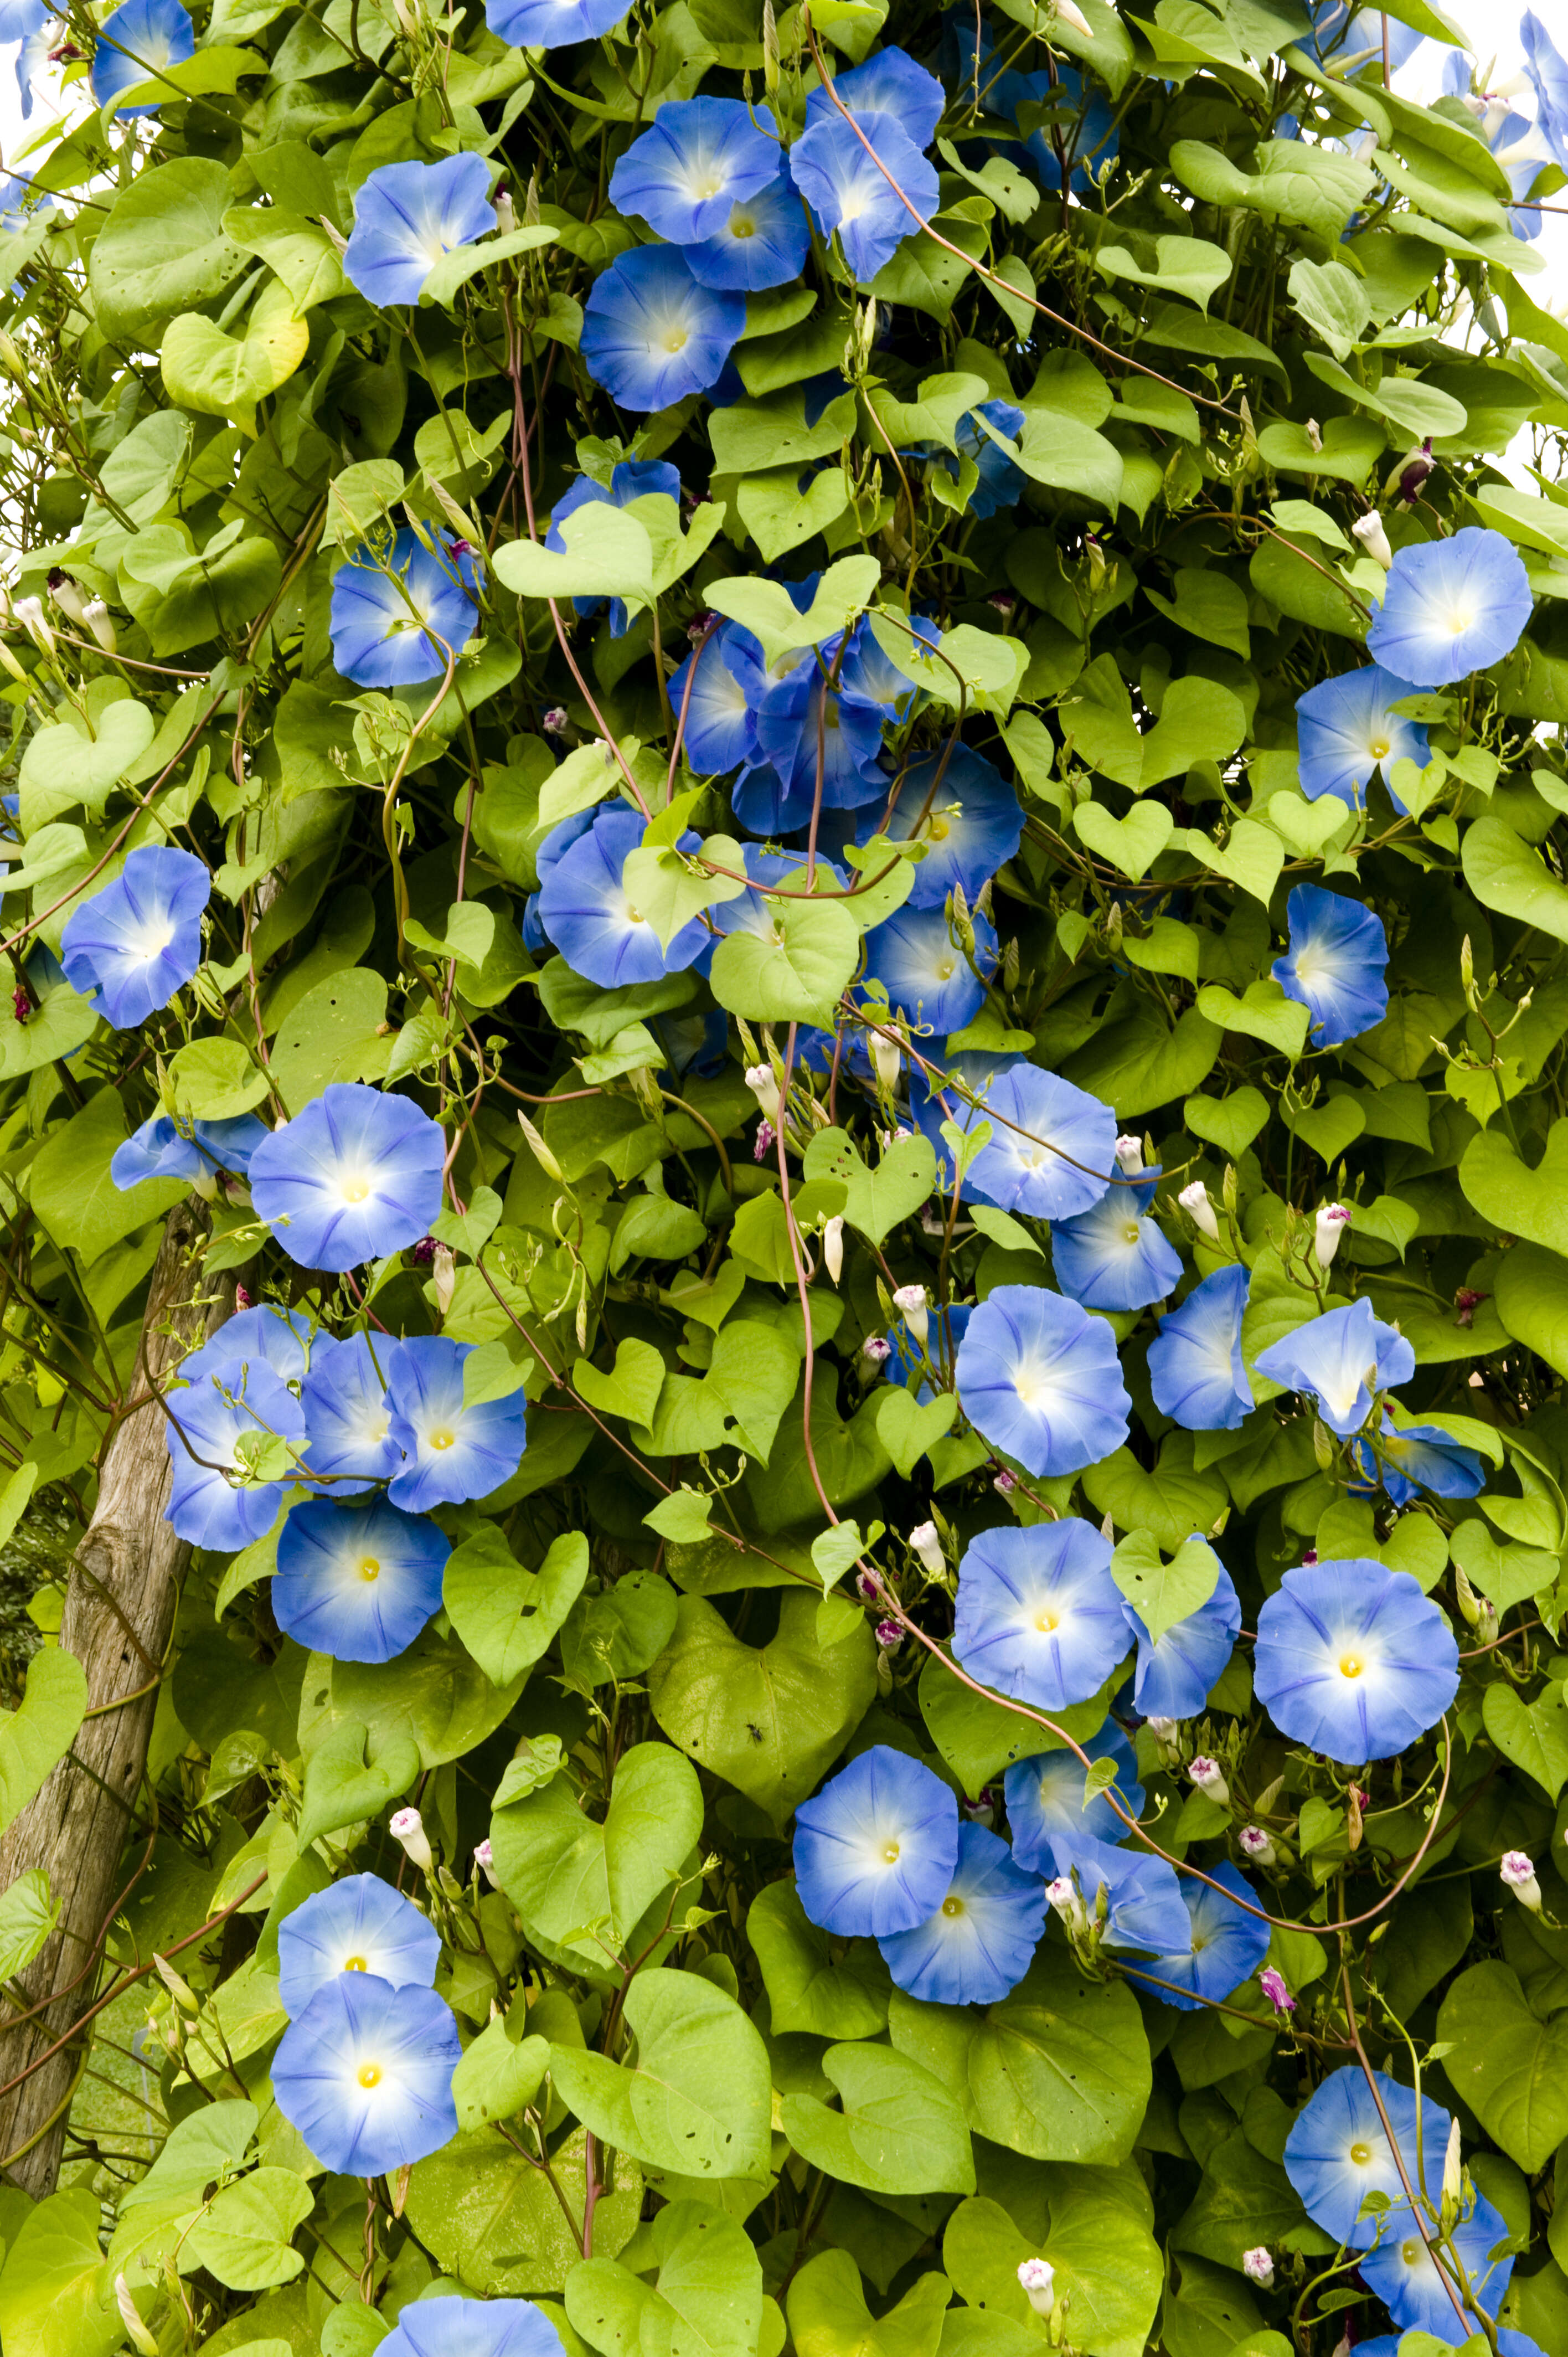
[1339,1653,1364,1679]
[359,1557,380,1583]
[1370,737,1389,759]
[1123,1222,1142,1246]
[358,2062,382,2089]
[929,816,950,841]
[430,1428,456,1451]
[733,215,755,239]
[1034,1609,1059,1634]
[936,957,955,980]
[882,1840,901,1864]
[342,1180,370,1203]
[942,1896,964,1918]
[343,1954,368,1971]
[1349,2140,1372,2165]
[663,329,688,354]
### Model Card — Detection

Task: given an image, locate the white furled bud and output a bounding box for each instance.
[745,1063,781,1126]
[1051,0,1091,33]
[893,1284,929,1346]
[115,2276,160,2357]
[12,594,54,655]
[1017,2257,1056,2318]
[48,572,87,626]
[431,1242,456,1318]
[390,1806,434,1872]
[1178,1180,1220,1242]
[909,1520,944,1578]
[822,1214,844,1286]
[1442,2115,1463,2210]
[869,1026,902,1093]
[1501,1850,1541,1912]
[474,1838,498,1888]
[1314,1202,1352,1267]
[1305,418,1324,454]
[1241,2248,1274,2289]
[81,599,116,652]
[494,188,517,234]
[1189,1756,1230,1805]
[1238,1825,1276,1867]
[1114,1134,1144,1175]
[1352,511,1394,570]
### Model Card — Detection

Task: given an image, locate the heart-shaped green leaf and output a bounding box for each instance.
[1263,789,1355,859]
[575,1337,668,1428]
[1483,1683,1568,1802]
[296,1718,422,1849]
[18,699,156,827]
[1074,800,1173,881]
[1461,1121,1568,1255]
[874,1386,958,1478]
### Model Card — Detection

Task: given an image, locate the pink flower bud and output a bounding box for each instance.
[1189,1756,1230,1805]
[390,1807,434,1873]
[474,1838,497,1888]
[1017,2257,1055,2318]
[1501,1851,1542,1911]
[1261,1966,1296,2015]
[1242,2248,1274,2288]
[862,1335,892,1365]
[1239,1825,1276,1867]
[875,1619,903,1651]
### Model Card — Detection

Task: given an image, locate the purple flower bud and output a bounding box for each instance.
[754,1120,776,1162]
[855,1569,881,1603]
[875,1618,903,1651]
[862,1336,892,1365]
[410,1236,437,1266]
[1260,1965,1296,2015]
[542,707,569,734]
[992,1465,1017,1495]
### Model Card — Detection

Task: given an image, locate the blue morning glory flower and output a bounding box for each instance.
[277,1872,441,2019]
[794,1744,960,1938]
[953,1518,1128,1712]
[165,1355,306,1552]
[790,113,938,282]
[111,1111,271,1190]
[1365,527,1533,687]
[752,646,890,811]
[197,1303,320,1386]
[1355,2331,1541,2357]
[1050,1172,1184,1314]
[1439,52,1551,239]
[386,1336,527,1510]
[1296,664,1429,810]
[949,1062,1113,1223]
[1273,882,1389,1047]
[684,167,811,291]
[343,156,496,308]
[249,1083,446,1272]
[806,48,947,150]
[1122,1860,1270,2012]
[90,0,194,115]
[878,1821,1044,2006]
[548,459,679,639]
[483,0,624,46]
[1353,1413,1486,1505]
[329,527,478,689]
[1148,1266,1254,1432]
[1254,1559,1459,1762]
[670,622,761,775]
[302,1332,406,1495]
[3,2,49,121]
[580,245,746,412]
[869,745,1023,910]
[862,904,999,1035]
[1125,1556,1241,1722]
[610,97,782,243]
[1360,2190,1512,2343]
[272,1497,448,1662]
[933,402,1028,518]
[955,1284,1131,1477]
[60,846,208,1031]
[1284,2066,1450,2248]
[885,1303,972,1404]
[1003,1719,1144,1876]
[272,1972,460,2177]
[1050,1833,1193,1958]
[380,2299,570,2357]
[1524,9,1568,171]
[1253,1295,1414,1438]
[537,807,710,989]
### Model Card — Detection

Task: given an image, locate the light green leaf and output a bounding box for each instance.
[1495,1245,1568,1380]
[1437,1962,1568,2172]
[789,2250,952,2357]
[0,1868,58,1981]
[28,1087,187,1267]
[1110,1531,1221,1645]
[802,1126,937,1246]
[451,2018,549,2133]
[1288,257,1373,359]
[574,1336,668,1427]
[89,156,246,339]
[551,1968,773,2179]
[874,1386,958,1478]
[444,1529,589,1688]
[0,1647,87,1835]
[705,557,881,671]
[782,2041,976,2196]
[567,2200,764,2357]
[295,1717,421,1849]
[1074,800,1172,881]
[1483,1684,1568,1802]
[0,2188,121,2357]
[493,505,657,614]
[1463,815,1568,943]
[1100,234,1231,312]
[420,223,556,306]
[18,699,156,828]
[709,896,860,1023]
[747,1881,890,2040]
[490,1739,702,1963]
[185,2169,311,2291]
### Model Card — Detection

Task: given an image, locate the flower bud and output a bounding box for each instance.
[431,1242,456,1318]
[474,1838,498,1888]
[1189,1756,1230,1805]
[1241,2248,1274,2289]
[862,1335,891,1366]
[993,1465,1017,1496]
[1260,1965,1297,2015]
[964,1787,996,1828]
[1045,1876,1084,1933]
[1113,1134,1144,1175]
[745,1063,781,1126]
[1017,2257,1055,2318]
[1178,1181,1220,1242]
[822,1214,844,1286]
[893,1285,929,1346]
[390,1806,434,1873]
[1305,418,1323,454]
[494,188,517,234]
[1501,1850,1541,1912]
[12,594,54,656]
[152,1953,200,2015]
[47,568,87,626]
[1051,0,1091,33]
[909,1520,944,1577]
[869,1026,902,1094]
[1238,1825,1276,1867]
[1442,2115,1463,2211]
[81,599,116,652]
[1352,511,1393,570]
[1314,1203,1352,1267]
[115,2276,159,2357]
[542,706,568,734]
[875,1618,902,1652]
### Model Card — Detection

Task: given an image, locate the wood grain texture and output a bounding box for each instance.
[0,1196,230,2191]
